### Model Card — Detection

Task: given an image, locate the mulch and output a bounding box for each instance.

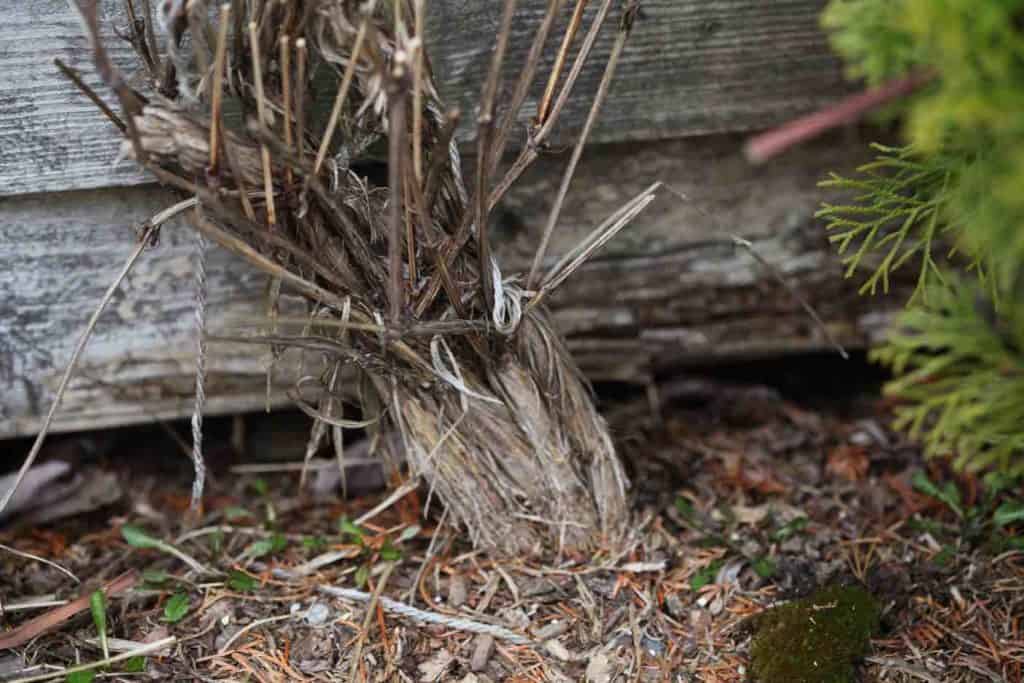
[1,376,1021,682]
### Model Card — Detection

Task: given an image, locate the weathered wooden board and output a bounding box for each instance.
[427,0,847,143]
[0,186,308,437]
[0,0,848,197]
[0,132,898,438]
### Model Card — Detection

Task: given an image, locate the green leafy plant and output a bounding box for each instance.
[817,144,962,301]
[121,525,210,574]
[163,593,191,623]
[246,532,288,559]
[821,0,1024,474]
[302,535,328,552]
[228,569,259,592]
[123,656,147,673]
[771,516,809,542]
[89,591,109,661]
[690,560,723,591]
[336,517,415,587]
[910,470,1024,554]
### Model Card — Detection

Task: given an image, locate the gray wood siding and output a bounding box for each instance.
[1,133,895,438]
[0,0,847,197]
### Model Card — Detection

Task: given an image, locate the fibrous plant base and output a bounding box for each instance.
[61,0,640,555]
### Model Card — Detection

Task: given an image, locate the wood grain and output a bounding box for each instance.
[1,132,900,438]
[0,0,849,197]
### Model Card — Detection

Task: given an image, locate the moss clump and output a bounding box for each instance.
[749,585,880,683]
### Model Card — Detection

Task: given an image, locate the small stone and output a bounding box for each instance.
[664,592,685,619]
[543,638,571,661]
[499,607,530,630]
[304,601,330,626]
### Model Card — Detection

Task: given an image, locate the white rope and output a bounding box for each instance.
[189,230,209,513]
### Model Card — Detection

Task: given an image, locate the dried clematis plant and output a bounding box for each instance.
[36,0,650,556]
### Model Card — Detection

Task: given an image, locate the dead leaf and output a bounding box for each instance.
[827,445,870,482]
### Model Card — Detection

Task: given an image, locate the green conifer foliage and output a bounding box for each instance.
[820,0,1024,474]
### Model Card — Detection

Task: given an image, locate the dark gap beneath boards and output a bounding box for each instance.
[595,350,889,415]
[2,351,888,488]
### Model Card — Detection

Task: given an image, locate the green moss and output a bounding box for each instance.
[749,585,881,683]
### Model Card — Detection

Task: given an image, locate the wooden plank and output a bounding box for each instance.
[0,0,849,197]
[427,0,848,142]
[0,186,305,437]
[1,132,899,438]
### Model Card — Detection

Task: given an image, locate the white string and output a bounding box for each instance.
[189,230,209,513]
[489,257,523,335]
[429,335,501,406]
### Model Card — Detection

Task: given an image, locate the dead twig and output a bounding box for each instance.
[0,212,170,517]
[249,20,276,226]
[0,572,137,651]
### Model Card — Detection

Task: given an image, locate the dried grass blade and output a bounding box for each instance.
[489,0,563,176]
[533,184,658,309]
[248,20,276,225]
[0,210,174,516]
[312,0,378,176]
[536,0,587,127]
[208,3,231,173]
[527,1,637,288]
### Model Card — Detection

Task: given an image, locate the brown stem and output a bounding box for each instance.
[54,58,127,133]
[423,107,461,215]
[280,34,294,186]
[295,38,308,156]
[312,1,378,176]
[476,0,519,315]
[416,0,615,316]
[249,20,276,226]
[536,0,588,127]
[208,3,231,173]
[489,0,564,178]
[412,0,426,183]
[388,76,409,324]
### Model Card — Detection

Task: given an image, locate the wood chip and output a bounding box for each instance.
[585,652,612,683]
[448,573,467,608]
[418,649,453,682]
[470,634,494,672]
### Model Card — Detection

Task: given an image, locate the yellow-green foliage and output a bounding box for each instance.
[823,0,1024,287]
[872,280,1024,475]
[821,0,1024,473]
[749,585,880,683]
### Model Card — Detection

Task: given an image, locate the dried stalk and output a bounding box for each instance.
[249,20,276,225]
[2,217,167,516]
[209,3,230,172]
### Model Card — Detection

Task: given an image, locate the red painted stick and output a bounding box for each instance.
[744,70,935,164]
